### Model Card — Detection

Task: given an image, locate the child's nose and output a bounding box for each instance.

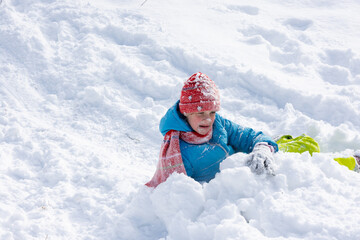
[202,114,211,120]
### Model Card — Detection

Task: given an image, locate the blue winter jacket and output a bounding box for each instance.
[159,101,278,182]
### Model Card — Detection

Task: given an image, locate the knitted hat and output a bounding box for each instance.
[179,72,220,114]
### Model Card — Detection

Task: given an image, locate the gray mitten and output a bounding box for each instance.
[246,143,275,175]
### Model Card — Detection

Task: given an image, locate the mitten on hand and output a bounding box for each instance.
[246,142,275,175]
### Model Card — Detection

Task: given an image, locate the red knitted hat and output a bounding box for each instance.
[179,72,220,114]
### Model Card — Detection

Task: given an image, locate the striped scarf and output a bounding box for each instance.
[146,129,213,188]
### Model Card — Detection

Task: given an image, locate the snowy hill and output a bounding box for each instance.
[1,0,360,239]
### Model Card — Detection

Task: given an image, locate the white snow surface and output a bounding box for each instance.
[1,0,360,239]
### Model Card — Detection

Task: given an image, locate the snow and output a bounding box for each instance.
[1,0,360,239]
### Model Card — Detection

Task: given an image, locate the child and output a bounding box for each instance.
[146,72,278,188]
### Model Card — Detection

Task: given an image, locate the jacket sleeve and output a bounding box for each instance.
[220,116,278,154]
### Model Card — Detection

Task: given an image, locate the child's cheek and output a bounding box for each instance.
[195,118,202,126]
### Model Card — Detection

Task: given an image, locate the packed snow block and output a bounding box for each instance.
[80,87,105,106]
[150,173,205,223]
[3,126,22,143]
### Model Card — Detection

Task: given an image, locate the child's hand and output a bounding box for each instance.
[246,143,275,175]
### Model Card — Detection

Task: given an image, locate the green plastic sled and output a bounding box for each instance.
[333,157,356,171]
[275,134,320,156]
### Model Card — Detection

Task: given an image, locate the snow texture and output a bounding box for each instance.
[1,0,360,239]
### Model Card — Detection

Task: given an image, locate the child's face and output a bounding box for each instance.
[186,111,216,135]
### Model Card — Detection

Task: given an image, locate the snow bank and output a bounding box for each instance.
[122,152,360,240]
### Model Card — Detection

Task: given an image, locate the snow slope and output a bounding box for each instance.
[1,0,360,239]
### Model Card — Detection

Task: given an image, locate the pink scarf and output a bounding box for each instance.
[146,129,213,187]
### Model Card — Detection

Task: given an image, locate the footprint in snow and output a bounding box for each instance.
[227,5,259,15]
[283,18,313,31]
[318,49,360,85]
[238,26,308,65]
